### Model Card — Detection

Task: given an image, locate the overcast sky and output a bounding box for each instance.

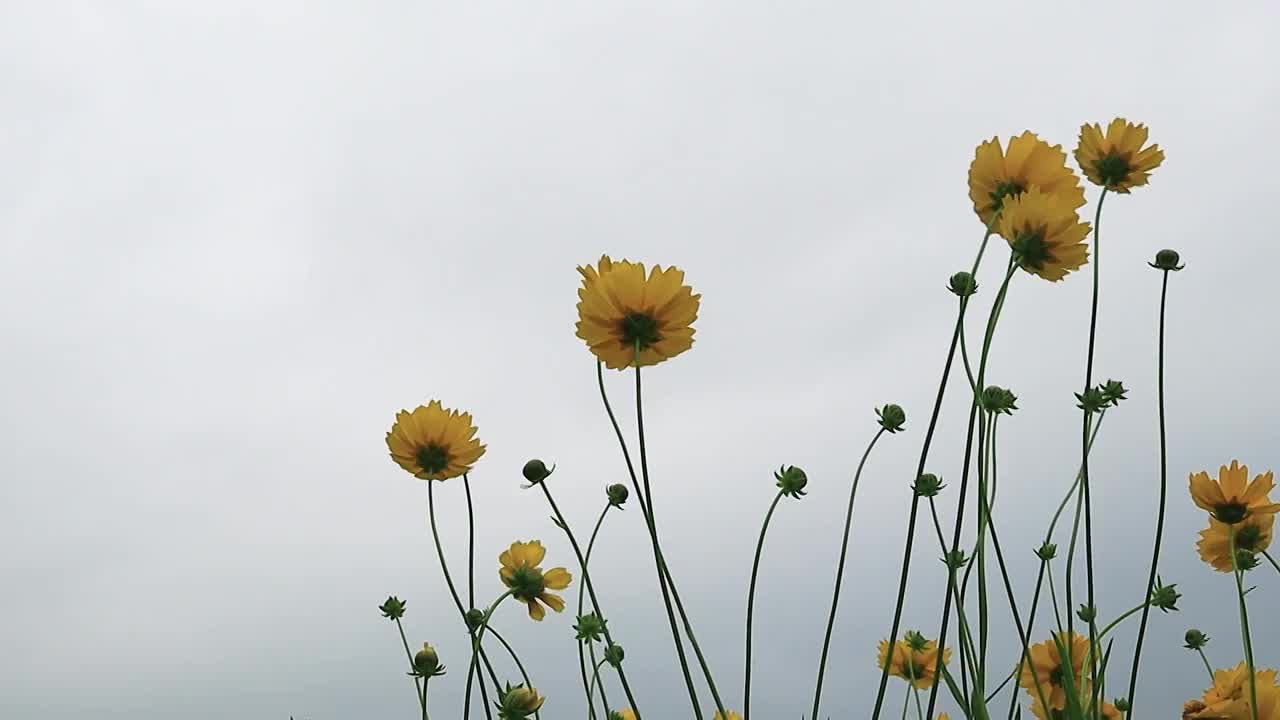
[3,2,1279,719]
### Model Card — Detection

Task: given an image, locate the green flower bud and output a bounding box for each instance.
[607,712,625,720]
[606,483,629,508]
[981,386,1018,415]
[496,683,545,720]
[1151,576,1181,613]
[913,473,944,498]
[1149,248,1184,271]
[877,404,906,433]
[379,596,406,620]
[1234,549,1260,571]
[465,608,486,632]
[1076,604,1097,623]
[1114,698,1131,713]
[1100,379,1128,406]
[948,271,979,297]
[942,549,968,570]
[1075,387,1107,414]
[903,630,929,652]
[1184,629,1210,650]
[1035,542,1058,561]
[775,465,808,499]
[604,643,625,667]
[412,642,444,677]
[522,459,552,484]
[574,612,608,643]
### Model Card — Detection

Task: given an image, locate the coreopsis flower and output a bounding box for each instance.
[1020,632,1090,713]
[608,710,637,720]
[1189,460,1280,524]
[1187,662,1280,719]
[711,712,743,720]
[877,633,951,689]
[969,131,1086,229]
[1198,514,1274,572]
[496,683,546,720]
[498,540,572,621]
[386,400,485,480]
[1075,119,1165,192]
[998,187,1093,282]
[575,255,700,369]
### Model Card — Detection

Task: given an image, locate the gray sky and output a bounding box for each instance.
[3,2,1279,718]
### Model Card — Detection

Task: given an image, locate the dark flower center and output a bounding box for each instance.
[989,181,1025,212]
[620,312,660,350]
[1049,665,1065,687]
[1236,524,1264,550]
[508,565,545,601]
[416,444,450,475]
[1096,153,1131,187]
[1013,227,1053,270]
[1215,502,1248,524]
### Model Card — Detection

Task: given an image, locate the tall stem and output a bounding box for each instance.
[1231,526,1260,720]
[395,618,425,711]
[578,504,612,720]
[744,490,785,720]
[810,427,887,720]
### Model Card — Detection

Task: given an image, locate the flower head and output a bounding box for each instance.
[1020,632,1090,713]
[712,712,743,720]
[1185,629,1211,651]
[969,131,1086,228]
[1198,513,1274,573]
[497,683,546,720]
[877,404,907,433]
[386,400,486,480]
[603,643,625,667]
[1100,379,1128,406]
[1152,248,1185,272]
[1075,119,1164,192]
[914,473,944,498]
[575,255,700,370]
[498,540,572,621]
[606,483,630,508]
[574,612,607,643]
[1151,576,1181,613]
[609,711,637,720]
[775,465,808,499]
[522,459,552,485]
[998,187,1092,282]
[877,633,951,689]
[1189,460,1280,525]
[412,642,445,677]
[1187,662,1280,719]
[982,385,1018,415]
[379,596,406,620]
[948,271,978,297]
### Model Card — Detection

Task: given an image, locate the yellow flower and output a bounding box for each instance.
[997,187,1092,282]
[1190,460,1280,524]
[1020,632,1090,713]
[1075,118,1165,192]
[575,255,700,370]
[610,710,637,720]
[1198,513,1274,572]
[1188,662,1280,720]
[385,400,486,480]
[712,712,743,720]
[968,131,1086,229]
[877,633,951,689]
[498,540,572,621]
[1030,700,1123,720]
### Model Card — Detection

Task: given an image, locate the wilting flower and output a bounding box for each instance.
[1185,662,1280,719]
[499,540,572,621]
[969,131,1086,229]
[877,632,951,689]
[386,400,486,480]
[1075,118,1165,192]
[711,712,743,720]
[998,187,1092,282]
[1198,513,1274,572]
[496,683,546,720]
[575,255,700,370]
[1190,460,1280,525]
[1020,632,1090,713]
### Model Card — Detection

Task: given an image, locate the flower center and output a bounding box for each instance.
[1049,665,1065,687]
[416,444,450,475]
[1096,152,1131,187]
[621,312,660,350]
[1215,502,1248,524]
[989,181,1024,211]
[509,565,546,601]
[1012,228,1052,270]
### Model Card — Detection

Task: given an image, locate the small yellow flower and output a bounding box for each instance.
[1188,662,1280,719]
[712,712,743,720]
[498,540,572,621]
[877,633,951,689]
[385,400,486,480]
[575,255,700,370]
[1020,632,1090,712]
[1190,460,1280,524]
[968,131,1086,228]
[1075,118,1165,192]
[997,187,1092,282]
[610,710,637,720]
[1198,513,1274,572]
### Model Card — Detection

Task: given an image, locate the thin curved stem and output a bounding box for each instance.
[577,504,612,720]
[1196,648,1215,681]
[1231,526,1260,720]
[395,618,425,711]
[744,490,785,720]
[926,499,979,696]
[1264,550,1280,576]
[465,590,514,700]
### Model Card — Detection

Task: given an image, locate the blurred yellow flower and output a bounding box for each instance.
[997,187,1092,282]
[1029,698,1123,720]
[499,540,572,621]
[1198,513,1274,572]
[1190,460,1280,524]
[1020,632,1089,713]
[877,633,951,689]
[385,400,486,480]
[1075,118,1165,192]
[610,710,637,720]
[1187,662,1280,719]
[575,255,700,370]
[711,712,742,720]
[968,131,1086,229]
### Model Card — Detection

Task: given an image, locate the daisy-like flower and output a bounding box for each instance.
[575,255,700,370]
[1190,460,1280,524]
[997,187,1093,282]
[499,540,572,621]
[608,710,637,720]
[1075,118,1165,192]
[386,400,486,480]
[968,131,1086,229]
[877,632,952,689]
[711,712,743,720]
[1187,662,1280,720]
[1198,513,1275,572]
[1020,632,1090,713]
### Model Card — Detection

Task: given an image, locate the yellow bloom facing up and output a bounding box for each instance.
[1075,118,1165,192]
[1198,513,1274,572]
[1190,460,1280,525]
[968,131,1086,229]
[877,633,952,689]
[997,187,1092,282]
[575,255,700,370]
[499,540,572,621]
[1020,632,1090,712]
[712,712,743,720]
[386,400,486,480]
[1187,662,1280,720]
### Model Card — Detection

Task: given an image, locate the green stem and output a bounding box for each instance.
[1095,603,1147,643]
[489,627,538,715]
[810,427,887,720]
[900,679,912,720]
[466,590,515,693]
[912,684,926,720]
[744,490,786,720]
[1047,566,1064,635]
[1196,648,1215,681]
[1231,526,1260,720]
[926,498,980,695]
[1005,557,1050,720]
[587,659,608,714]
[577,504,612,720]
[1264,550,1280,576]
[422,677,431,720]
[394,617,426,711]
